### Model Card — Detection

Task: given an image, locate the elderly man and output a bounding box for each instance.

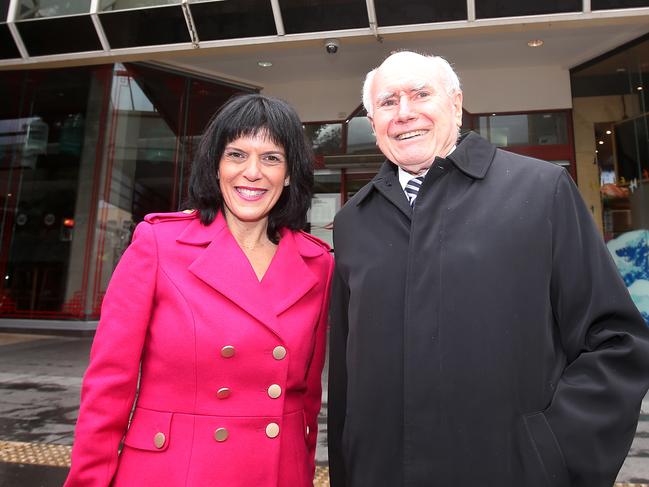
[328,51,649,487]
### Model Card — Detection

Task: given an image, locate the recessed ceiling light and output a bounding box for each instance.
[527,39,544,48]
[598,140,604,145]
[606,130,612,135]
[257,61,273,68]
[637,86,644,91]
[616,68,627,73]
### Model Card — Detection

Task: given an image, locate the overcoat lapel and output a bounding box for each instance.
[262,228,318,316]
[181,213,280,335]
[369,163,412,219]
[178,212,316,339]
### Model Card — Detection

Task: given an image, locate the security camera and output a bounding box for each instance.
[324,38,340,54]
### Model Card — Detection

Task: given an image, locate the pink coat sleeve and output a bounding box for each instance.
[64,222,158,487]
[303,252,334,478]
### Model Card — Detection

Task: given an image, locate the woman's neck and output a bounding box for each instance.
[225,213,272,251]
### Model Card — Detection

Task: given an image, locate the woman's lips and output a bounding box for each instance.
[235,186,267,201]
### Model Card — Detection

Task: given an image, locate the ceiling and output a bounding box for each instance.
[162,16,649,89]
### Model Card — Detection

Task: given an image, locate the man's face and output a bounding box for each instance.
[368,56,463,175]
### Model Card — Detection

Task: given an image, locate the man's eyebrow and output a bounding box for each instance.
[375,81,430,105]
[375,90,396,105]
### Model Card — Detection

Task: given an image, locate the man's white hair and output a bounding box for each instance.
[362,51,461,117]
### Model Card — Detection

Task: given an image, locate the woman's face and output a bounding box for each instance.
[218,133,289,227]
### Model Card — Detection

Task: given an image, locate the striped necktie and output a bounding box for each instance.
[405,176,425,207]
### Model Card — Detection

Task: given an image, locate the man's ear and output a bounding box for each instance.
[453,92,463,127]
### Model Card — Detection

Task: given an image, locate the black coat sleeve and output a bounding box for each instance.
[328,262,350,487]
[545,170,649,487]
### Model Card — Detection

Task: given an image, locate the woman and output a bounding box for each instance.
[64,94,333,487]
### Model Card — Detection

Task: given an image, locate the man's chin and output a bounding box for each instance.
[395,160,432,175]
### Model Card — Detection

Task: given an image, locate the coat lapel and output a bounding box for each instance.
[261,228,318,316]
[367,161,413,219]
[181,213,280,335]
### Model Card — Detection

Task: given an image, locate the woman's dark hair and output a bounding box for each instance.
[188,94,314,242]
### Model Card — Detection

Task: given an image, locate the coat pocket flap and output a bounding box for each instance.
[123,407,173,452]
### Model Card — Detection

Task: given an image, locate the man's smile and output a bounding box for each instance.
[395,129,428,141]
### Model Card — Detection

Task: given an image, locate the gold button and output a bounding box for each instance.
[153,432,166,449]
[221,346,235,358]
[267,384,282,399]
[265,423,280,438]
[216,387,231,399]
[214,428,229,442]
[272,346,287,360]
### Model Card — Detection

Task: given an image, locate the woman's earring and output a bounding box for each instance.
[284,178,290,187]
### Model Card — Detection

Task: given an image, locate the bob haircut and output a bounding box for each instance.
[188,94,314,243]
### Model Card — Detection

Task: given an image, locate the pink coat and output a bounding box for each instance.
[64,210,333,487]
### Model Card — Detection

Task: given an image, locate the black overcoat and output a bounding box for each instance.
[328,132,649,487]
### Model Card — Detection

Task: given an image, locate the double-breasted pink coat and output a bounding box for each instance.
[64,210,333,487]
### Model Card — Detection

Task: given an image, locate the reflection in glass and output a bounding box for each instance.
[0,24,21,59]
[99,5,190,48]
[615,116,649,184]
[309,170,341,248]
[374,0,466,26]
[92,64,249,302]
[476,113,568,147]
[18,0,91,19]
[570,34,649,323]
[0,67,104,318]
[475,0,580,18]
[190,0,276,41]
[592,0,649,8]
[278,0,368,34]
[305,123,343,155]
[100,0,180,11]
[17,15,102,55]
[347,116,376,155]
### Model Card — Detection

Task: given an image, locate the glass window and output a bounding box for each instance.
[308,169,341,248]
[1,2,10,21]
[592,0,649,7]
[475,0,580,18]
[374,0,466,26]
[90,64,252,302]
[278,0,368,34]
[0,66,110,319]
[347,115,377,155]
[0,62,256,321]
[571,35,648,324]
[190,0,276,41]
[99,5,190,48]
[18,0,91,19]
[182,79,252,189]
[99,0,180,11]
[615,116,649,183]
[0,24,21,59]
[16,16,102,56]
[475,113,568,147]
[305,122,343,155]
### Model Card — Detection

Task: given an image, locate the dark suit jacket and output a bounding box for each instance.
[328,132,649,487]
